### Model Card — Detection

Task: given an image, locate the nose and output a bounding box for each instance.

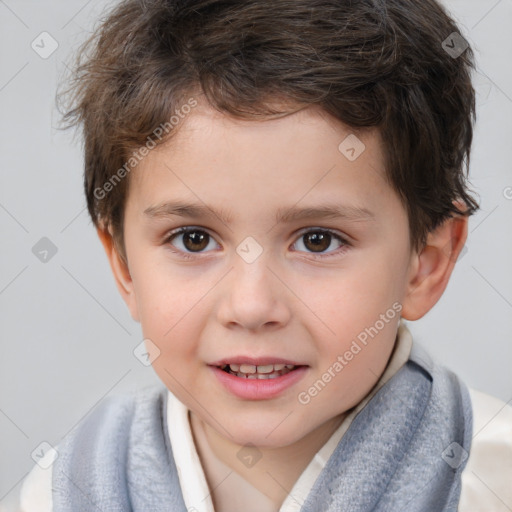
[216,253,292,332]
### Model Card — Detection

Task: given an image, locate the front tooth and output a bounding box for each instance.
[256,364,274,374]
[229,364,240,372]
[239,364,256,374]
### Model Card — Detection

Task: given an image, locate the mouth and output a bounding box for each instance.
[209,357,309,399]
[210,360,308,400]
[218,363,300,380]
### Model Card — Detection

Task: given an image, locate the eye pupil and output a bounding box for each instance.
[304,232,330,252]
[184,231,209,251]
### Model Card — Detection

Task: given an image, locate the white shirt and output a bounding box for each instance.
[18,323,512,511]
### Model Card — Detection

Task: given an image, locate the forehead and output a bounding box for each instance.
[128,100,398,225]
[158,100,378,160]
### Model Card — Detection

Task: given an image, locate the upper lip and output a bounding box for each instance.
[210,357,307,367]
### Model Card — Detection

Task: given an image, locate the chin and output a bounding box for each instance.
[225,415,310,448]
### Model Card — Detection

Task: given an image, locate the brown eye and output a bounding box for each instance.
[182,230,209,251]
[302,232,332,253]
[292,229,348,258]
[166,228,217,253]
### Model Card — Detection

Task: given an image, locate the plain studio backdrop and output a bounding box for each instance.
[0,0,511,509]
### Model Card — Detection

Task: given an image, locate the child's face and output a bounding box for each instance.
[117,100,419,447]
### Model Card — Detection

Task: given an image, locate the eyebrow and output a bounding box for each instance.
[143,200,376,225]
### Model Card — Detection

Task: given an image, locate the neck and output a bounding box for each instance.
[190,410,346,508]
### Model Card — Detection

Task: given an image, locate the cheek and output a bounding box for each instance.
[130,266,203,359]
[297,254,403,392]
[130,251,191,324]
[297,258,403,332]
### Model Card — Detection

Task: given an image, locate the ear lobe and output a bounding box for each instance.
[96,226,140,322]
[401,211,468,321]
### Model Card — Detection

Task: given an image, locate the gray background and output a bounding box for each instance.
[1,0,511,509]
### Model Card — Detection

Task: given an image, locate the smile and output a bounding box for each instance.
[220,363,297,379]
[210,361,308,400]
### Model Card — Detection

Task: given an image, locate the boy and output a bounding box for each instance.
[19,0,512,510]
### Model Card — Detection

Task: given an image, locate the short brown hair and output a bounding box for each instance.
[60,0,480,260]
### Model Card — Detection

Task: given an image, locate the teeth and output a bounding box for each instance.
[239,364,256,374]
[256,364,274,374]
[236,371,288,380]
[222,362,299,378]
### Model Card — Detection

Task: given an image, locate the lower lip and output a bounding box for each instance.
[210,365,308,400]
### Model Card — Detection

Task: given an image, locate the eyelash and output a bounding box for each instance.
[163,226,351,261]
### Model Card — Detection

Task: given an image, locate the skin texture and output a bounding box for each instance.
[98,98,468,508]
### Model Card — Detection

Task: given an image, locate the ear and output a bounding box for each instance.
[401,205,468,321]
[96,226,140,322]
